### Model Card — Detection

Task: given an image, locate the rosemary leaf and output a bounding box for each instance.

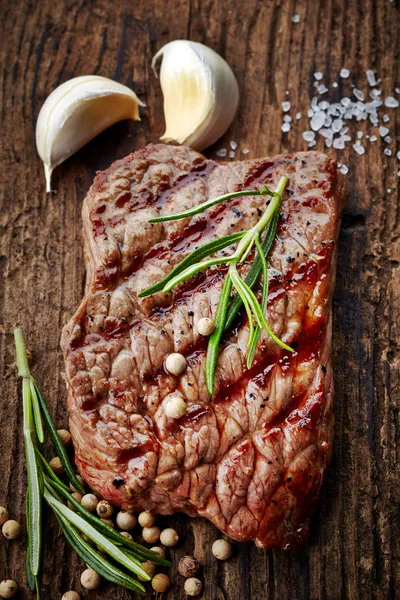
[247,235,269,368]
[148,189,273,223]
[138,231,245,298]
[236,276,293,353]
[162,256,230,293]
[25,491,36,592]
[225,210,279,330]
[30,380,44,444]
[205,274,233,395]
[55,513,146,594]
[33,381,85,495]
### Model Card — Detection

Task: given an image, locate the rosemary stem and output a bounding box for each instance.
[14,327,30,378]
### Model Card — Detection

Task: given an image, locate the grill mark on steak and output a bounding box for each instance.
[61,144,345,550]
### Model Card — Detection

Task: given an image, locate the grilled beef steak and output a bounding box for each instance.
[61,144,345,550]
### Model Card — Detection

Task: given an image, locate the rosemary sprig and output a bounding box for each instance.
[140,177,293,395]
[14,328,171,599]
[148,187,277,223]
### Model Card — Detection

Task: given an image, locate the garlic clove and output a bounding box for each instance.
[152,40,239,151]
[36,75,145,192]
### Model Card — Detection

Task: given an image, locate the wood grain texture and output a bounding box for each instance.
[0,0,399,598]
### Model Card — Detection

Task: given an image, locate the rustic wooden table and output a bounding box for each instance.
[1,0,399,598]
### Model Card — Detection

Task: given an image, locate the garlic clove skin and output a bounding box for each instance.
[152,40,239,151]
[36,75,145,192]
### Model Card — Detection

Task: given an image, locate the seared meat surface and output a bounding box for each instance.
[61,144,345,549]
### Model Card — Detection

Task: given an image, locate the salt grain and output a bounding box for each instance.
[229,151,235,158]
[395,88,400,94]
[319,101,330,110]
[384,96,399,108]
[281,122,291,132]
[382,114,390,123]
[370,89,381,100]
[302,131,315,142]
[353,88,365,101]
[379,126,389,137]
[366,70,377,86]
[307,108,314,118]
[314,72,323,81]
[339,164,349,175]
[230,141,238,150]
[296,112,302,120]
[242,148,250,155]
[333,82,338,88]
[384,135,392,143]
[282,101,291,112]
[384,148,392,156]
[308,140,316,148]
[332,118,343,132]
[397,151,400,160]
[333,138,345,150]
[216,149,227,157]
[283,115,292,123]
[317,84,328,94]
[353,142,365,155]
[310,111,326,131]
[387,189,392,194]
[369,135,378,142]
[292,14,301,23]
[357,131,363,139]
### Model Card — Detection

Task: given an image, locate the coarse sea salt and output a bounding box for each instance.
[282,101,291,112]
[230,141,238,150]
[366,70,377,86]
[369,135,378,142]
[317,84,328,94]
[383,114,390,122]
[333,82,338,88]
[384,148,392,156]
[384,96,399,108]
[296,112,302,120]
[384,135,392,143]
[397,151,400,160]
[302,131,315,142]
[314,72,323,81]
[229,150,235,158]
[292,14,301,23]
[310,111,326,131]
[281,122,291,132]
[332,118,343,132]
[340,68,350,78]
[339,164,349,174]
[353,142,365,155]
[283,115,292,123]
[353,88,364,101]
[242,148,250,155]
[216,148,227,157]
[379,126,389,137]
[357,131,363,139]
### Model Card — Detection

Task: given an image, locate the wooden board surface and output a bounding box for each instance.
[1,0,399,598]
